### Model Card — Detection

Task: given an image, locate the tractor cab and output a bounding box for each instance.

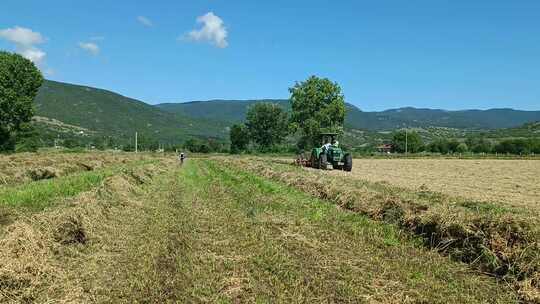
[309,132,352,171]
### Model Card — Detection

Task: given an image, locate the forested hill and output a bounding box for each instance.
[157,99,291,123]
[351,107,540,130]
[158,100,540,130]
[34,80,229,142]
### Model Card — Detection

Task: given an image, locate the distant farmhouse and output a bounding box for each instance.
[377,143,393,153]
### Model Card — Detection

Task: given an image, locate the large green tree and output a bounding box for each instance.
[392,130,424,153]
[229,123,249,153]
[245,102,289,151]
[0,51,43,151]
[289,76,345,149]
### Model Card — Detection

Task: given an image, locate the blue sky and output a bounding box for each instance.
[1,0,539,111]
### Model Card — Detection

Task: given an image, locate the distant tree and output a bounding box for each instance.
[427,139,449,154]
[392,130,423,153]
[13,123,40,152]
[136,133,158,151]
[466,137,493,153]
[207,138,225,153]
[289,76,345,149]
[198,143,210,153]
[122,143,135,152]
[427,138,467,154]
[229,124,249,153]
[447,139,460,153]
[456,143,468,153]
[0,51,43,151]
[183,139,200,152]
[494,139,532,155]
[183,138,215,153]
[531,138,540,154]
[245,103,289,151]
[64,137,81,149]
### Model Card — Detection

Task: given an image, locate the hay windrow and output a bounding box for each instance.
[27,166,60,181]
[0,158,164,303]
[0,220,85,303]
[222,157,540,300]
[0,152,142,186]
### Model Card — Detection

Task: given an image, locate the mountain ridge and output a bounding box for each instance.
[33,80,540,145]
[34,80,230,144]
[157,100,540,130]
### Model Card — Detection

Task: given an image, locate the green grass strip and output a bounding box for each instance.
[0,170,111,210]
[0,160,157,211]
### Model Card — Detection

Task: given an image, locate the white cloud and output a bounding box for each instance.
[20,48,46,65]
[78,42,100,55]
[186,12,228,48]
[137,16,153,27]
[0,26,44,46]
[0,26,47,65]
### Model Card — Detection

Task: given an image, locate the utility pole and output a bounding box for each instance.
[54,135,60,149]
[135,132,138,153]
[405,128,408,156]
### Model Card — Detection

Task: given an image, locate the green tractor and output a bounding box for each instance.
[308,132,352,171]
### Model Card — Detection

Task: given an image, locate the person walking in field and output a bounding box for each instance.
[179,152,186,165]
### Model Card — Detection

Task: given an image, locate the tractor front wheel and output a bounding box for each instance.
[319,153,328,170]
[343,153,352,172]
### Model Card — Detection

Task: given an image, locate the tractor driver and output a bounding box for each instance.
[322,142,331,152]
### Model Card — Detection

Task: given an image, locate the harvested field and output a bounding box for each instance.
[229,157,540,302]
[0,154,521,303]
[0,151,144,186]
[340,159,540,210]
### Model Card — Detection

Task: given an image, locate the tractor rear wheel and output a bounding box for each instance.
[310,154,318,168]
[319,153,328,170]
[343,153,352,172]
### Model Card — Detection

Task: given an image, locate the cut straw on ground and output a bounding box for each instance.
[221,157,540,302]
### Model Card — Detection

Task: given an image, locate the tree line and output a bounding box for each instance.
[390,130,540,155]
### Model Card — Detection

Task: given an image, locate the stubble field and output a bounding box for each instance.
[1,152,539,303]
[333,158,540,211]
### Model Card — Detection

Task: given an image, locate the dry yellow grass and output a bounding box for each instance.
[235,157,540,301]
[0,156,523,302]
[331,159,540,210]
[0,152,147,186]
